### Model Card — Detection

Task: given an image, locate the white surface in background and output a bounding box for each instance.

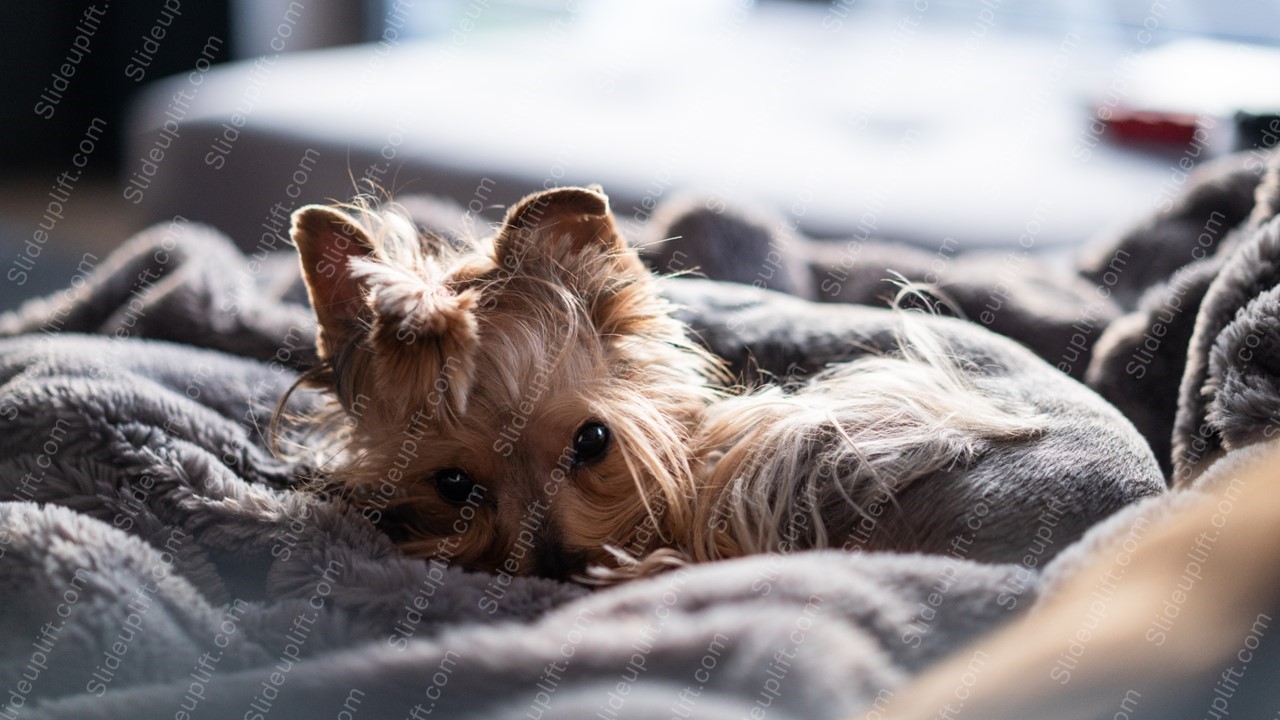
[1124,38,1280,115]
[135,1,1223,248]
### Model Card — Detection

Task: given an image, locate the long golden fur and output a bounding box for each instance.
[287,186,1041,582]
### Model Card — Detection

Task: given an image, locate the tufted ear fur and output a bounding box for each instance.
[291,205,377,360]
[493,185,623,271]
[292,204,479,419]
[493,186,668,340]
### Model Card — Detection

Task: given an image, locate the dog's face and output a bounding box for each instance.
[292,187,723,580]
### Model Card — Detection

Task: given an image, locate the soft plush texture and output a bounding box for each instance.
[5,149,1280,719]
[1087,150,1280,481]
[642,199,1121,383]
[638,151,1280,484]
[0,211,1165,719]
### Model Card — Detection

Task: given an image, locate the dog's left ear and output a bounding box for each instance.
[493,185,624,271]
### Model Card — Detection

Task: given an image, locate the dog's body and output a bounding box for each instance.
[289,186,1154,582]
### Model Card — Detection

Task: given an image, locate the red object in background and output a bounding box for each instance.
[1102,109,1202,147]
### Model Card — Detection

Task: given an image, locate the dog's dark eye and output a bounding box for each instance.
[434,468,477,505]
[572,422,610,465]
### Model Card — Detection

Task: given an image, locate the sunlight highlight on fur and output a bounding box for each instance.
[285,186,1046,585]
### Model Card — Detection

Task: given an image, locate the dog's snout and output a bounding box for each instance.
[533,541,587,581]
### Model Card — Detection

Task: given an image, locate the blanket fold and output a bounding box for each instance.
[15,183,1266,718]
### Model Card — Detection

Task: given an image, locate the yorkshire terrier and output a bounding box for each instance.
[289,186,1039,582]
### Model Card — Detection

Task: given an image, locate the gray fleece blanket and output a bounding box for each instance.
[14,169,1280,719]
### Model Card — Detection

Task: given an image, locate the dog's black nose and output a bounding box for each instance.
[533,543,587,581]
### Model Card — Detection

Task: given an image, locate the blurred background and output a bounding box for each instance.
[2,0,1279,308]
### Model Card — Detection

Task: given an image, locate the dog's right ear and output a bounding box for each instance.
[493,185,620,270]
[291,205,378,359]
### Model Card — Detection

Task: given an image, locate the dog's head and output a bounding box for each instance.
[292,186,724,580]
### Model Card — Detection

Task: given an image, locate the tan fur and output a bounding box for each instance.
[687,331,1041,565]
[289,186,1040,581]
